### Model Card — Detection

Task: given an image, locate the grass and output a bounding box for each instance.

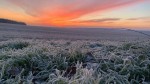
[0,39,150,84]
[0,41,29,50]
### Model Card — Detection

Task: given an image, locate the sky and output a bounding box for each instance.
[0,0,150,30]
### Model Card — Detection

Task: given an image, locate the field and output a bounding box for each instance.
[0,23,150,84]
[0,23,150,41]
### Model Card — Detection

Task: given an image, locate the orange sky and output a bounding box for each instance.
[0,0,150,30]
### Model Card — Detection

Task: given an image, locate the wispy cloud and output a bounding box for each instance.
[78,18,121,23]
[127,17,150,20]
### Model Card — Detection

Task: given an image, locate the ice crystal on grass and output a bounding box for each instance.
[0,39,150,84]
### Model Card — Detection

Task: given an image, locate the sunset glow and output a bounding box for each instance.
[0,0,150,29]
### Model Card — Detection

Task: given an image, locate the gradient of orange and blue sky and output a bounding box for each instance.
[0,0,150,30]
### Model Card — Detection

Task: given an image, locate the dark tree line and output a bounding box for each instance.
[0,18,26,25]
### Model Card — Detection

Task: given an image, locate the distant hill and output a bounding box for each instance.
[0,18,26,25]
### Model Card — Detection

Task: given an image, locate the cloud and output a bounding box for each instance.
[7,0,144,25]
[78,18,121,23]
[127,17,150,20]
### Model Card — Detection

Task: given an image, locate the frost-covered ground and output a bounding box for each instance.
[0,23,150,41]
[0,23,150,84]
[0,39,150,84]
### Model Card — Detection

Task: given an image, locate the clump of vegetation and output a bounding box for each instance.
[0,39,150,84]
[0,41,29,50]
[122,43,133,50]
